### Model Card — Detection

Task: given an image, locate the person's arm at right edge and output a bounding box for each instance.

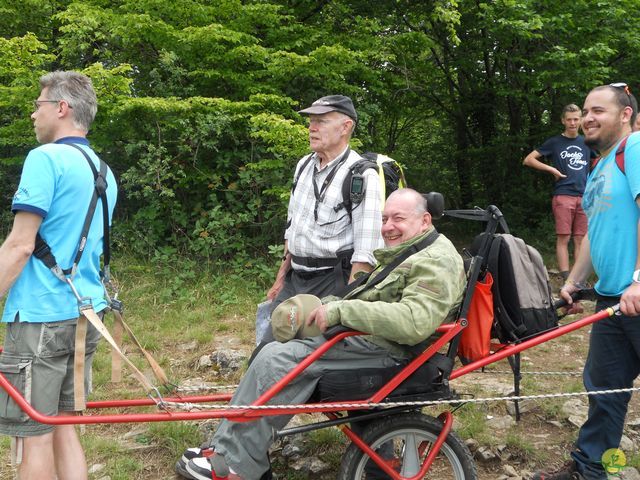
[523,149,566,181]
[619,202,640,316]
[559,234,593,308]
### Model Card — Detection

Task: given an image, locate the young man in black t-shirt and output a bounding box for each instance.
[523,104,592,280]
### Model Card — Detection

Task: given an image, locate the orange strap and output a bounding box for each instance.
[73,316,88,410]
[111,313,123,383]
[111,309,169,385]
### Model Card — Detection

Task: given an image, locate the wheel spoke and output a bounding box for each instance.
[400,432,421,476]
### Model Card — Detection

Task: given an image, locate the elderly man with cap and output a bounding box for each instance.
[259,95,384,346]
[180,188,466,480]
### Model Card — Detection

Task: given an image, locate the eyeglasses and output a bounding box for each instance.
[610,82,632,96]
[33,100,59,111]
[32,99,72,111]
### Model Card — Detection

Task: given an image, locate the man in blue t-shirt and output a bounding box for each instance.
[0,71,117,480]
[523,104,592,280]
[534,84,640,480]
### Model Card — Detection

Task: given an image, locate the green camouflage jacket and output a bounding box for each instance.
[324,227,466,358]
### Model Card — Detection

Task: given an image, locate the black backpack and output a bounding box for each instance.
[340,152,407,217]
[471,233,558,342]
[291,151,407,216]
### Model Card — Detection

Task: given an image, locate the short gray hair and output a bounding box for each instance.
[388,188,428,214]
[336,112,356,137]
[39,71,97,131]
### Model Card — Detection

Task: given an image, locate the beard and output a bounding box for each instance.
[584,136,598,150]
[584,127,625,154]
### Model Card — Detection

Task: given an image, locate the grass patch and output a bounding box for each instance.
[147,421,202,458]
[504,430,536,457]
[537,398,565,419]
[308,427,348,453]
[451,403,488,442]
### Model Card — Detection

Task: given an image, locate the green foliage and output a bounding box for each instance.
[2,0,640,259]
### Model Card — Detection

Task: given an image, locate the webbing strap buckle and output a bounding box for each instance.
[65,278,93,309]
[110,298,124,314]
[148,386,169,411]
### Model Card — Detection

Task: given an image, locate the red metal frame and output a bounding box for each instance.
[0,323,464,425]
[0,308,615,424]
[450,306,615,380]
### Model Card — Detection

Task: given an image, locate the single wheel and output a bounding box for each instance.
[338,411,477,480]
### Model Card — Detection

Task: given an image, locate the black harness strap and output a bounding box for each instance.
[290,249,353,269]
[336,228,440,298]
[33,144,110,281]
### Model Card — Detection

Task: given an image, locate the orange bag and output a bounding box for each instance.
[458,272,494,364]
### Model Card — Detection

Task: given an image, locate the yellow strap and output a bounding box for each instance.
[73,316,87,410]
[81,307,155,392]
[375,155,408,210]
[111,309,169,385]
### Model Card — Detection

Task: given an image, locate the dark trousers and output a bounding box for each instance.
[250,267,349,362]
[572,296,640,479]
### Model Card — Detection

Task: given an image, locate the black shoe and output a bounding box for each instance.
[532,460,584,480]
[175,447,214,479]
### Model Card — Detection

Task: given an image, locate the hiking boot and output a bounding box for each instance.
[175,447,214,479]
[186,454,244,480]
[532,460,584,480]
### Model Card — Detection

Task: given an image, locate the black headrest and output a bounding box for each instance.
[423,192,444,220]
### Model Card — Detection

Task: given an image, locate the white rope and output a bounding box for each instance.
[159,385,640,412]
[472,370,582,377]
[176,384,239,393]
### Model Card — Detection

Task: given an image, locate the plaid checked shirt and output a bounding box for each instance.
[285,147,384,272]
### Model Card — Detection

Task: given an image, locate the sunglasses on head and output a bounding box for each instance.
[610,82,632,96]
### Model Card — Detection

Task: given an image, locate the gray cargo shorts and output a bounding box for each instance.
[0,316,102,436]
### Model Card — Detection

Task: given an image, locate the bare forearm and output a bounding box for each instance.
[0,212,45,298]
[523,151,546,169]
[523,151,564,179]
[567,234,593,284]
[267,241,291,300]
[0,239,33,297]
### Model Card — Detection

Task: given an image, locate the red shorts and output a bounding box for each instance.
[552,195,587,236]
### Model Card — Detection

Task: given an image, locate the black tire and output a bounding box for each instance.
[338,412,477,480]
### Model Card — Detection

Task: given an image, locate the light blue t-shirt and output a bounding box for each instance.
[3,137,117,323]
[582,132,640,296]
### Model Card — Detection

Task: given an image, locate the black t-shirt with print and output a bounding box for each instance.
[537,134,591,196]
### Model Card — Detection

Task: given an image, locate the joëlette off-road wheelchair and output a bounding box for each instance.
[0,194,613,480]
